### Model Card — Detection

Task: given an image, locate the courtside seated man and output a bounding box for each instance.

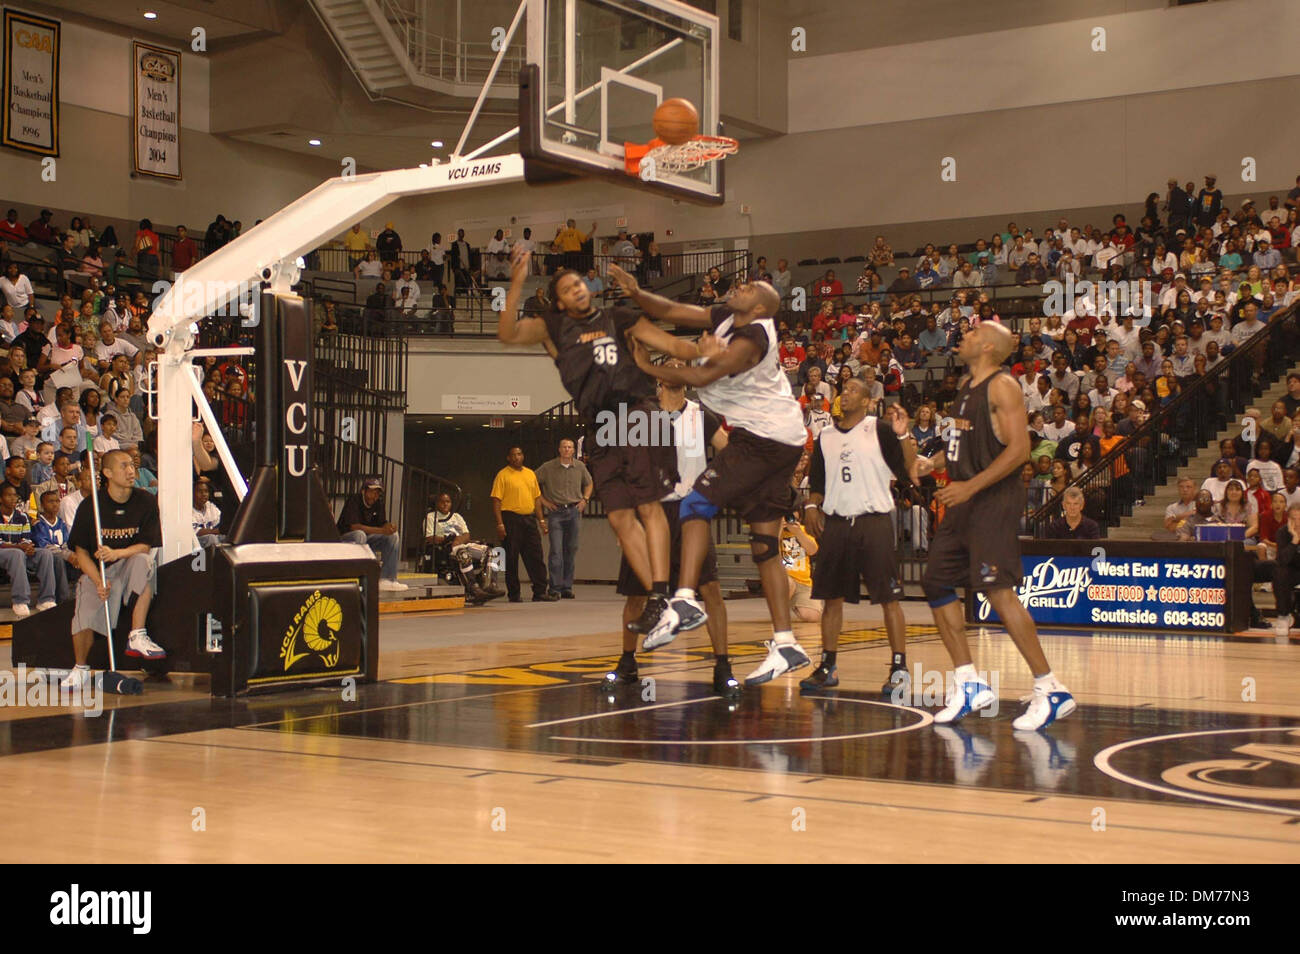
[62,449,165,690]
[914,320,1076,730]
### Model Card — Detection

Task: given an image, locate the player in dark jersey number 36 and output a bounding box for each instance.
[915,320,1076,732]
[498,244,703,636]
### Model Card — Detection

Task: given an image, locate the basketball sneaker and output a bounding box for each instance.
[627,593,668,636]
[642,595,707,651]
[933,678,996,724]
[712,659,741,699]
[125,628,166,660]
[882,665,911,703]
[602,653,638,687]
[61,664,91,690]
[744,639,811,686]
[799,660,838,691]
[1012,684,1076,731]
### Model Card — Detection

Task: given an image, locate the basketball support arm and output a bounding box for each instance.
[146,155,526,564]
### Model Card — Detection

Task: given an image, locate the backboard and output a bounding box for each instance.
[520,0,723,205]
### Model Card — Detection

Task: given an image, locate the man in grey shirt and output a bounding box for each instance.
[535,438,593,599]
[771,259,792,299]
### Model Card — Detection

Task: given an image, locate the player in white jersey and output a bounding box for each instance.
[799,374,913,694]
[608,265,814,687]
[605,363,738,696]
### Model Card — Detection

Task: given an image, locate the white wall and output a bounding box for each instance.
[406,339,568,417]
[788,0,1300,133]
[0,13,346,232]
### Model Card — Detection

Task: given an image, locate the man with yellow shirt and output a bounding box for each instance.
[343,223,371,270]
[491,446,557,602]
[556,219,596,272]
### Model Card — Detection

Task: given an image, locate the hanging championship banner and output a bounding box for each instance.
[1,9,60,156]
[132,41,181,179]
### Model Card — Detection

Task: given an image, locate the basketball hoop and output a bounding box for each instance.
[624,135,738,177]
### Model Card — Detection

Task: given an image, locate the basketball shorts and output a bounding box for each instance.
[810,512,905,604]
[616,500,718,595]
[588,398,679,513]
[922,482,1026,593]
[693,427,803,524]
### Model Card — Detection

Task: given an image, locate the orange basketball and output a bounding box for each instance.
[653,98,699,145]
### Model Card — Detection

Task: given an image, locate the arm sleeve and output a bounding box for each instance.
[490,471,505,500]
[808,437,827,497]
[875,420,910,484]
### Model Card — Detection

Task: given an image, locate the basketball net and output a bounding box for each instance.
[624,135,738,177]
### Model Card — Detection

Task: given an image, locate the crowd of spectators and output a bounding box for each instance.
[771,175,1300,571]
[0,214,255,615]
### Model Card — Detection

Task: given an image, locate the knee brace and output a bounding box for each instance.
[922,578,958,608]
[749,532,780,564]
[678,490,719,523]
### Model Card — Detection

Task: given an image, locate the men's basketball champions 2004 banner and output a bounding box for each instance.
[1,8,60,156]
[132,41,181,179]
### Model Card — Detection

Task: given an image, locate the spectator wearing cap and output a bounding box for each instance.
[338,477,409,592]
[1159,273,1190,311]
[887,267,919,294]
[1194,175,1223,229]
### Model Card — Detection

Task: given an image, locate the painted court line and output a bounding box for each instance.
[526,695,717,728]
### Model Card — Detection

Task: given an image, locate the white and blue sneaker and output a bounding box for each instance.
[641,596,707,651]
[744,639,811,686]
[933,678,996,724]
[1012,684,1076,731]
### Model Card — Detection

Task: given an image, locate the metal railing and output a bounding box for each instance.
[315,332,407,402]
[318,433,462,561]
[380,0,525,86]
[1025,302,1300,537]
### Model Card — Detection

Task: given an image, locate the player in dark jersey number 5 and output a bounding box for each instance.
[498,245,703,635]
[915,320,1076,731]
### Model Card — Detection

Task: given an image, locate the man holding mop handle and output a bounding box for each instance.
[61,436,165,691]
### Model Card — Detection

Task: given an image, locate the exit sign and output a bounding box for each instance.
[489,417,505,428]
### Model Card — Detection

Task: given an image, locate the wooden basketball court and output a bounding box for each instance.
[1,592,1296,863]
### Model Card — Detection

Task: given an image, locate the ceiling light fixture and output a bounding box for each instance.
[431,140,444,148]
[308,138,322,146]
[143,12,158,19]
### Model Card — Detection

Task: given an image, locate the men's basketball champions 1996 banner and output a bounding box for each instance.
[132,40,181,180]
[1,8,60,156]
